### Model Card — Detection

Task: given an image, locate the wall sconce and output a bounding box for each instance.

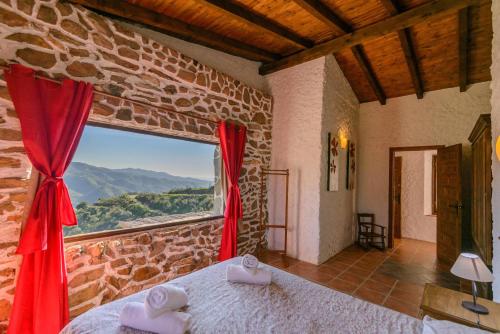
[339,131,348,149]
[496,136,500,161]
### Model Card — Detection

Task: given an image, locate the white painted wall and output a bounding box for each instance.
[121,23,269,93]
[357,82,491,247]
[490,0,500,302]
[266,57,326,264]
[318,55,359,263]
[396,151,436,243]
[266,55,359,264]
[423,150,437,216]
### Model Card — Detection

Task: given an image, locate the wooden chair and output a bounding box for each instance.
[357,213,386,250]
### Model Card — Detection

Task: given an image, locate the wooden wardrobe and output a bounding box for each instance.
[468,114,493,267]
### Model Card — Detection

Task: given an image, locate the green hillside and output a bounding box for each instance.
[66,162,212,205]
[64,187,214,236]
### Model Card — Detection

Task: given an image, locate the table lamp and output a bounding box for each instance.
[450,253,494,314]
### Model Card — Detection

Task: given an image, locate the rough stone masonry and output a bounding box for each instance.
[0,0,273,330]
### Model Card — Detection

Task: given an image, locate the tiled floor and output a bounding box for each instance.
[258,238,460,318]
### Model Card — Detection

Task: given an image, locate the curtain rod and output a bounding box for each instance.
[0,64,220,126]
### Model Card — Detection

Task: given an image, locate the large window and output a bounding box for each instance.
[64,125,222,237]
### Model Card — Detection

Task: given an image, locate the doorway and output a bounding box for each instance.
[389,144,464,267]
[388,145,443,248]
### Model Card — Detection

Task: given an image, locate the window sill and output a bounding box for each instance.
[64,215,224,243]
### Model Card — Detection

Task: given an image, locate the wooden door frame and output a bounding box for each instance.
[388,145,445,248]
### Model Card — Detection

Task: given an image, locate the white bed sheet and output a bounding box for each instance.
[61,257,422,334]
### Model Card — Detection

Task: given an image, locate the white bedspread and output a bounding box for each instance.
[61,257,422,334]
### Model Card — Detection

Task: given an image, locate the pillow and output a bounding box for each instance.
[422,316,490,334]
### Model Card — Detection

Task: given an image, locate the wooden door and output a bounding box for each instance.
[470,117,492,265]
[393,156,402,239]
[436,144,462,265]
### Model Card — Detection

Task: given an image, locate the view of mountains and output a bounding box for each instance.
[66,162,213,205]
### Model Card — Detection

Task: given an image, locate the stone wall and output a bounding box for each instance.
[121,23,270,94]
[0,0,272,329]
[0,78,30,331]
[65,219,223,318]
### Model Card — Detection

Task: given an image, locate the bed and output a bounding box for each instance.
[61,257,423,334]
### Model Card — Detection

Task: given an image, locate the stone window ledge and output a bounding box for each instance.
[65,214,224,243]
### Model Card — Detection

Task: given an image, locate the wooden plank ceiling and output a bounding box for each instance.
[70,0,492,104]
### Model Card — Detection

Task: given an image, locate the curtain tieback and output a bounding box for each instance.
[43,175,63,183]
[225,185,242,219]
[17,175,64,254]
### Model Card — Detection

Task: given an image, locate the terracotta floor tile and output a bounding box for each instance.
[393,247,417,257]
[260,238,452,317]
[257,251,283,264]
[285,264,333,284]
[345,244,366,251]
[370,272,398,286]
[390,287,424,304]
[383,297,420,318]
[317,264,344,277]
[353,286,386,305]
[394,280,425,294]
[361,257,386,266]
[360,279,393,295]
[268,257,300,269]
[346,266,373,278]
[322,258,351,270]
[326,278,358,294]
[353,259,381,270]
[338,271,366,285]
[334,255,363,265]
[388,254,414,264]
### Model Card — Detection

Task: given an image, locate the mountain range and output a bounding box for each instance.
[65,162,212,205]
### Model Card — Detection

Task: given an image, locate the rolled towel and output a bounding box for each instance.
[120,302,191,334]
[145,285,188,318]
[226,264,272,285]
[241,254,259,271]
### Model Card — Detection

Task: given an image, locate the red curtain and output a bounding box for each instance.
[4,64,93,334]
[218,121,246,261]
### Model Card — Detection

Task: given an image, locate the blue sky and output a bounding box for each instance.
[73,126,216,180]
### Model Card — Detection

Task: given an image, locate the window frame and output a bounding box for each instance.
[64,215,223,243]
[64,121,224,242]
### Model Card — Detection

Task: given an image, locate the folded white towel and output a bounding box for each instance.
[422,316,489,334]
[226,264,272,285]
[145,285,188,318]
[241,254,259,270]
[120,302,191,334]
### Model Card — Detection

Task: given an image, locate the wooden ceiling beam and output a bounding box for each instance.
[380,0,424,99]
[67,0,280,62]
[351,47,386,104]
[196,0,313,48]
[260,0,479,75]
[292,0,351,33]
[293,0,387,104]
[379,0,400,16]
[351,45,387,105]
[458,7,469,92]
[398,29,423,98]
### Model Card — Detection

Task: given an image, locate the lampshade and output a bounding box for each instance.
[450,253,493,282]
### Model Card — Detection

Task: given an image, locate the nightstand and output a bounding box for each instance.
[420,284,500,332]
